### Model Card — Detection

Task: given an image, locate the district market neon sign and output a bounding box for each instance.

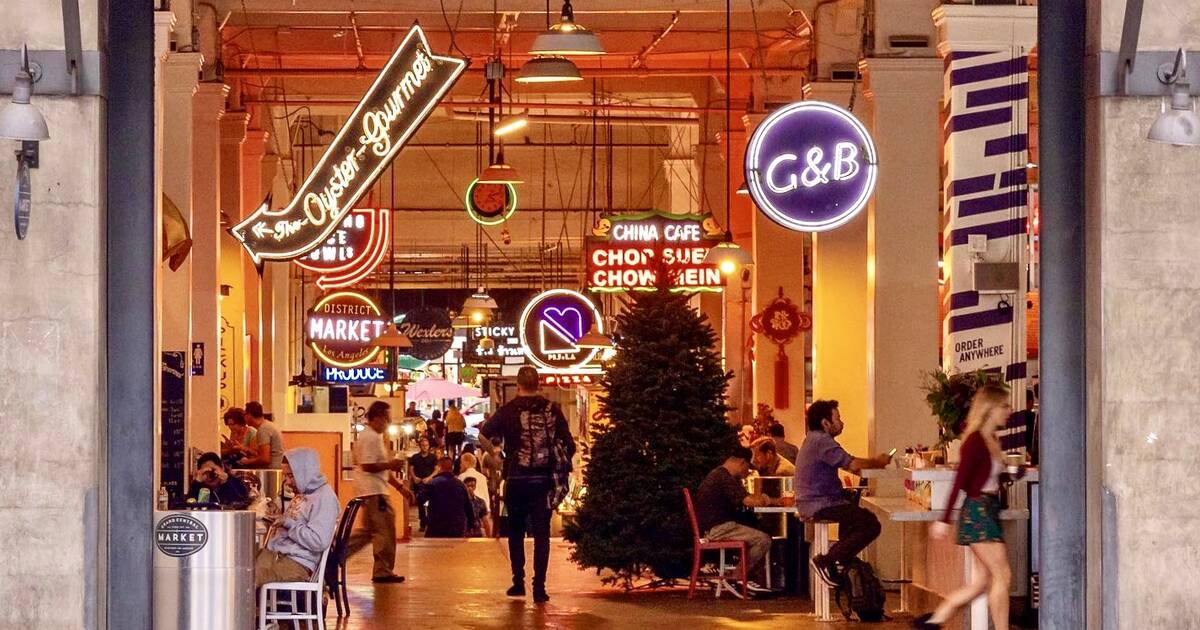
[586,211,725,292]
[306,291,386,368]
[293,208,391,290]
[231,24,467,263]
[745,101,877,232]
[518,289,603,372]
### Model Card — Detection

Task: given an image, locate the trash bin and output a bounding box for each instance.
[154,509,256,630]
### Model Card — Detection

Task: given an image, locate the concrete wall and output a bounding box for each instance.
[1089,2,1200,624]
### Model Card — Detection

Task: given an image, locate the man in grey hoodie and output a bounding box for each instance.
[255,447,340,588]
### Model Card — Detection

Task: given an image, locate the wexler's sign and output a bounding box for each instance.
[231,24,467,263]
[585,211,725,292]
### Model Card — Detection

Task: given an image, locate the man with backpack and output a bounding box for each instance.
[480,366,576,604]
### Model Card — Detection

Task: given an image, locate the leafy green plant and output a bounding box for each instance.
[920,368,1007,445]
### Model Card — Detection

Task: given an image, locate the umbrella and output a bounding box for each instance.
[406,378,482,401]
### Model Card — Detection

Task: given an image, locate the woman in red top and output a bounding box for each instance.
[913,384,1014,630]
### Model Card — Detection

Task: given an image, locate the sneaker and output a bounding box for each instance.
[533,589,550,604]
[810,554,841,587]
[746,581,773,593]
[506,583,526,597]
[372,574,406,584]
[912,613,942,629]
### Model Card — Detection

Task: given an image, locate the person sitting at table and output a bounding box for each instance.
[463,477,491,537]
[255,447,340,589]
[187,451,250,509]
[767,423,799,464]
[751,437,796,477]
[693,445,792,593]
[424,457,477,538]
[913,385,1018,630]
[795,399,892,587]
[219,407,257,466]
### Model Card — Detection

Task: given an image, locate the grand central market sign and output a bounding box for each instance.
[745,101,877,232]
[306,291,387,368]
[586,212,725,292]
[231,24,467,263]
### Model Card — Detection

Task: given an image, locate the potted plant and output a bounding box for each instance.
[920,368,1007,462]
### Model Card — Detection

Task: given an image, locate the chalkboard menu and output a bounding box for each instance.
[161,351,187,504]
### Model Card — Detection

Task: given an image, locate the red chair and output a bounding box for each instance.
[683,488,748,599]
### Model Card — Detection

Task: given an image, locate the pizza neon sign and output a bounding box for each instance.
[230,23,467,263]
[306,291,386,368]
[518,289,603,372]
[586,211,725,292]
[293,208,391,290]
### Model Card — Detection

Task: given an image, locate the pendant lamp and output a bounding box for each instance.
[575,321,614,350]
[529,0,605,56]
[516,56,584,84]
[703,232,753,276]
[372,322,413,349]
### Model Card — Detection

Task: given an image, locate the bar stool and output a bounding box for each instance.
[805,519,837,621]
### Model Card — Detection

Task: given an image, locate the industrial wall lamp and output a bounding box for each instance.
[0,45,49,239]
[1110,0,1200,146]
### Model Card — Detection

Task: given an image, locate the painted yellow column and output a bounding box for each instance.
[219,113,249,411]
[191,82,228,451]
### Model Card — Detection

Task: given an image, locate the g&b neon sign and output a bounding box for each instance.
[745,101,877,232]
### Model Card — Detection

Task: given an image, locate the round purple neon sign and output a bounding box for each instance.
[745,101,878,232]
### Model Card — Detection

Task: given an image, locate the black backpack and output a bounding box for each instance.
[834,558,888,622]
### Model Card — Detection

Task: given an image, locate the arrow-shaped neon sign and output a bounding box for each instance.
[230,23,467,264]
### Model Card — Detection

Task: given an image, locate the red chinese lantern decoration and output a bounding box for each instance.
[749,289,811,409]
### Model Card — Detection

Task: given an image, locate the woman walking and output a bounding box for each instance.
[913,384,1018,630]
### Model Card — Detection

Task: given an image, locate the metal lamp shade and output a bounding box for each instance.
[1147,90,1200,146]
[530,27,605,56]
[478,161,524,184]
[703,240,753,267]
[372,323,413,349]
[575,322,614,350]
[516,56,583,84]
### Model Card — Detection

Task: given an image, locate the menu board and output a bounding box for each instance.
[160,351,187,504]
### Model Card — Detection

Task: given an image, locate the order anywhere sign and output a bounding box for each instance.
[231,24,467,263]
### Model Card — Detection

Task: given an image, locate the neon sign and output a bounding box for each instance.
[306,291,386,368]
[465,178,518,226]
[464,324,525,364]
[586,211,725,292]
[321,364,389,384]
[231,24,467,263]
[518,289,603,372]
[745,101,877,232]
[293,208,391,290]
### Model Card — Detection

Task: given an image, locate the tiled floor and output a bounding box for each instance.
[329,537,941,629]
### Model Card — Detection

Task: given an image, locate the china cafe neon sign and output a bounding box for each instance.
[231,24,467,264]
[586,212,725,292]
[293,208,391,290]
[306,291,387,368]
[745,101,878,232]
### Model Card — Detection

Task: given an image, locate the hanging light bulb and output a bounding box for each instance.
[703,232,753,275]
[529,0,605,56]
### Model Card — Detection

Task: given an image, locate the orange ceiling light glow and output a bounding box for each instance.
[293,208,392,290]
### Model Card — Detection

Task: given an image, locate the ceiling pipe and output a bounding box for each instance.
[450,111,700,127]
[631,11,680,69]
[243,97,729,114]
[224,65,802,79]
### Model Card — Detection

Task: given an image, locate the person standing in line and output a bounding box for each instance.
[240,401,284,469]
[444,402,467,458]
[913,385,1019,630]
[794,399,892,586]
[346,401,411,584]
[480,366,576,604]
[423,457,477,538]
[408,438,438,532]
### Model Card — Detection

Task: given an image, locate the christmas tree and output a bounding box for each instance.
[564,288,736,587]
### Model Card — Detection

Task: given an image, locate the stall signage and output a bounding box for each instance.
[745,100,877,232]
[155,514,209,557]
[321,364,389,384]
[586,211,725,292]
[465,324,526,364]
[307,291,386,368]
[294,208,391,290]
[231,23,467,264]
[519,289,603,371]
[397,307,455,360]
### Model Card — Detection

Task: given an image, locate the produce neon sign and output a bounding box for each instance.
[230,23,467,263]
[518,289,603,372]
[586,211,725,292]
[293,208,391,290]
[745,100,877,232]
[306,291,386,368]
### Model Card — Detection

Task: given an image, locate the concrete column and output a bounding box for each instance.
[219,113,249,411]
[241,130,269,402]
[153,10,174,495]
[716,126,755,425]
[191,82,228,452]
[808,82,870,457]
[934,6,1036,412]
[861,58,943,456]
[268,262,292,418]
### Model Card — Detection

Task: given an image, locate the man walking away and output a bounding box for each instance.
[794,400,892,586]
[445,402,467,458]
[346,401,411,583]
[481,366,576,604]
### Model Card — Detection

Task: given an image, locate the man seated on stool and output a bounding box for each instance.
[694,445,793,593]
[794,400,892,587]
[186,451,250,509]
[255,447,340,589]
[751,437,796,477]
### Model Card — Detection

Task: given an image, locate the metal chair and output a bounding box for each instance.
[683,488,749,599]
[326,497,365,618]
[259,545,331,630]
